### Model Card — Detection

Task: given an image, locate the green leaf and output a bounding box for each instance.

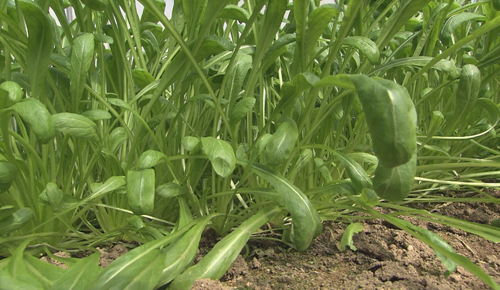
[71,33,94,109]
[82,109,112,121]
[305,4,340,55]
[137,150,165,170]
[218,4,249,22]
[225,53,252,108]
[39,182,64,212]
[0,208,33,235]
[126,169,155,215]
[314,158,333,184]
[340,223,363,251]
[156,182,184,199]
[441,13,486,45]
[12,98,55,144]
[350,75,417,168]
[0,240,44,289]
[201,137,236,178]
[372,57,461,78]
[342,36,380,64]
[170,207,281,289]
[132,69,155,89]
[182,136,200,151]
[89,176,126,199]
[24,255,65,289]
[247,162,321,251]
[18,0,53,99]
[265,119,299,166]
[110,127,127,153]
[80,0,108,11]
[336,153,372,192]
[54,252,102,290]
[156,216,213,287]
[229,97,255,123]
[53,113,98,141]
[0,81,23,109]
[0,162,18,193]
[444,64,481,133]
[373,153,417,202]
[494,0,500,11]
[427,111,444,139]
[0,205,16,220]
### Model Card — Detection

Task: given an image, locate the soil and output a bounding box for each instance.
[42,191,500,290]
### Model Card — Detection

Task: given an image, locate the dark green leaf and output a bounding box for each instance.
[132,69,155,89]
[218,4,249,22]
[71,33,94,107]
[53,113,98,141]
[0,208,33,235]
[13,98,55,144]
[373,153,417,202]
[138,150,165,170]
[201,137,236,178]
[54,253,102,290]
[156,182,184,199]
[265,119,299,166]
[441,13,486,44]
[0,162,18,193]
[182,136,200,151]
[82,109,112,121]
[0,81,23,109]
[229,97,255,123]
[342,36,380,64]
[126,169,155,215]
[336,153,372,192]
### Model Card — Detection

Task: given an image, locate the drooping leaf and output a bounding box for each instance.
[441,13,486,45]
[265,119,299,166]
[247,162,322,251]
[229,97,255,123]
[342,36,380,64]
[225,53,252,108]
[53,113,99,142]
[336,153,372,192]
[350,75,417,168]
[89,176,126,200]
[218,4,249,22]
[182,136,200,151]
[54,252,102,290]
[156,182,184,199]
[340,223,363,251]
[201,137,236,178]
[170,206,281,289]
[373,153,417,202]
[82,109,112,121]
[305,4,341,55]
[12,98,55,144]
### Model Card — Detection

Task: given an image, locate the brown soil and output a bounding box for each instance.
[42,192,500,290]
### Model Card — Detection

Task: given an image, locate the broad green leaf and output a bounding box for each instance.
[441,13,486,44]
[182,136,200,151]
[18,0,53,99]
[126,169,155,215]
[0,81,23,109]
[156,216,213,287]
[305,4,340,55]
[170,206,281,289]
[39,182,64,212]
[24,255,65,289]
[262,34,296,71]
[82,109,112,121]
[195,35,235,62]
[313,74,355,90]
[110,127,127,153]
[138,150,165,170]
[201,137,236,178]
[71,33,94,109]
[340,223,363,251]
[350,75,416,168]
[54,253,102,290]
[132,69,155,89]
[218,4,249,22]
[0,162,17,193]
[372,57,461,78]
[156,182,184,199]
[265,119,299,166]
[12,98,55,144]
[247,162,321,251]
[476,98,500,123]
[229,97,255,123]
[255,134,273,156]
[53,113,98,142]
[373,153,417,202]
[444,64,481,133]
[342,36,380,64]
[336,153,372,192]
[0,208,33,235]
[107,98,132,111]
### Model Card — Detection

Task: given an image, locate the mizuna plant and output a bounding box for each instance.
[0,0,499,289]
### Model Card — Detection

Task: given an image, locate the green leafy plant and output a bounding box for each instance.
[0,0,499,289]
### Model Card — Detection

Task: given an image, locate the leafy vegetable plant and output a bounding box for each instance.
[0,0,499,289]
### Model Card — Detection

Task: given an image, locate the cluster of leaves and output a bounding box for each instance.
[0,0,500,289]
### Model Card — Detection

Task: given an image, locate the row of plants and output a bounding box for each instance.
[0,0,499,288]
